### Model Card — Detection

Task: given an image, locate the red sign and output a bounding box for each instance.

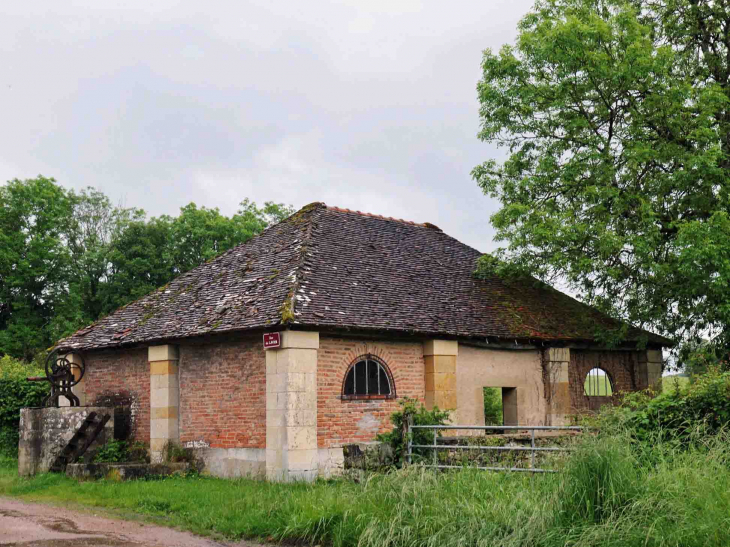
[263,332,281,350]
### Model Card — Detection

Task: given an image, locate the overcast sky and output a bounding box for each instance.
[1,0,534,252]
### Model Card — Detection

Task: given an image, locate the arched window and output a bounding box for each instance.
[342,356,395,400]
[584,367,614,397]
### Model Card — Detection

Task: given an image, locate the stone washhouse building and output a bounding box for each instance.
[57,203,668,480]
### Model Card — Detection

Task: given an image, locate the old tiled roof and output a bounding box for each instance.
[58,203,670,351]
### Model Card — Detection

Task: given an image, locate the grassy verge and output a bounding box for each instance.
[2,432,730,547]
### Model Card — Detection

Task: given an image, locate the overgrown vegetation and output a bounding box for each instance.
[1,371,730,546]
[376,398,450,466]
[93,440,149,464]
[603,367,730,444]
[161,441,194,464]
[0,356,48,456]
[1,432,729,546]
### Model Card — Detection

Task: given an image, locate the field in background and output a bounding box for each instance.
[663,375,690,392]
[581,374,690,396]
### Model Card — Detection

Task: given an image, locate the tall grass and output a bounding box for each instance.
[1,431,729,546]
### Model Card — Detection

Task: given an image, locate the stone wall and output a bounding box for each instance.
[456,346,546,426]
[316,336,425,449]
[82,348,149,442]
[18,407,115,476]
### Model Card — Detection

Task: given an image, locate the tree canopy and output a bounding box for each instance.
[0,177,293,360]
[473,0,730,361]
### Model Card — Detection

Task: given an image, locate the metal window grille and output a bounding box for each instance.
[343,358,392,397]
[584,367,613,397]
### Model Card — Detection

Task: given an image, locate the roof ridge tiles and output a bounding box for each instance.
[325,205,425,227]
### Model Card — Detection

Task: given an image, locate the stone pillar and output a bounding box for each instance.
[544,347,570,425]
[266,331,319,482]
[70,353,86,407]
[638,349,663,392]
[149,344,180,463]
[423,340,458,412]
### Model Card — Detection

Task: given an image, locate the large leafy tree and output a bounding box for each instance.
[473,0,730,358]
[0,178,75,359]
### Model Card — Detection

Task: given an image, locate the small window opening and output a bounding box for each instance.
[342,357,394,399]
[483,387,518,426]
[584,368,613,396]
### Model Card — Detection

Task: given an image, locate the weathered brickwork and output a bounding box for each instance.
[569,350,646,412]
[317,337,425,448]
[179,337,266,449]
[83,348,150,442]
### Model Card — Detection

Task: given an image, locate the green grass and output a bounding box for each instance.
[663,375,690,392]
[584,374,613,396]
[583,375,690,396]
[2,433,730,547]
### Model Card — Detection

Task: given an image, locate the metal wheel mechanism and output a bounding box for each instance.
[45,349,85,388]
[42,349,85,407]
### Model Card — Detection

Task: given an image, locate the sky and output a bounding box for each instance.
[0,0,534,252]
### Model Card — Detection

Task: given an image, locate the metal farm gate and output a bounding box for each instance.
[407,425,583,473]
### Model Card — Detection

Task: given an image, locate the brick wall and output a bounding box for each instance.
[83,348,150,442]
[179,336,266,449]
[317,336,425,448]
[569,350,646,412]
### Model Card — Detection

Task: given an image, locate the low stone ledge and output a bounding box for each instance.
[66,462,190,480]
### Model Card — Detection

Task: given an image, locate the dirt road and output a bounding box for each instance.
[0,497,263,547]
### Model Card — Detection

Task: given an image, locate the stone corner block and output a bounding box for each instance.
[148,344,179,362]
[646,349,663,364]
[547,347,570,363]
[281,330,319,350]
[423,339,458,356]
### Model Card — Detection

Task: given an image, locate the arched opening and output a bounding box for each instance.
[342,355,395,400]
[584,367,613,397]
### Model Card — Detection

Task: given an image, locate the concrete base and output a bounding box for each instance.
[318,448,345,478]
[192,447,266,478]
[19,407,115,476]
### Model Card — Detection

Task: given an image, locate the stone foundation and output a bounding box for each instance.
[66,462,189,480]
[191,447,266,478]
[18,406,115,476]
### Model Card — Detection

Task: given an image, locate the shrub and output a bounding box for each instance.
[601,367,730,445]
[93,440,129,463]
[162,441,194,464]
[93,440,149,463]
[377,398,450,466]
[0,356,49,456]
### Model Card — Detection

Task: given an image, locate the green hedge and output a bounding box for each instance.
[600,367,730,444]
[0,356,49,456]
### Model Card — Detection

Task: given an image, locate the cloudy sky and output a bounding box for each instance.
[1,0,534,251]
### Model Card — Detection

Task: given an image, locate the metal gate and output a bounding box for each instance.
[407,425,582,473]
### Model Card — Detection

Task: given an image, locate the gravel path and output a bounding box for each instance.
[0,497,265,547]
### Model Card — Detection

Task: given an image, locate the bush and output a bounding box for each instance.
[162,441,193,464]
[600,367,730,445]
[0,356,49,456]
[377,398,450,466]
[93,440,149,463]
